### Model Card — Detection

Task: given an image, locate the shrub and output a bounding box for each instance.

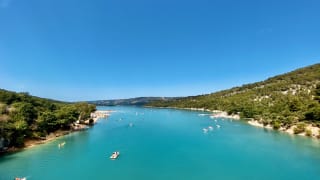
[272,121,281,130]
[305,129,312,137]
[89,119,94,125]
[293,123,306,134]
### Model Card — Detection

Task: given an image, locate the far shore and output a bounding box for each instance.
[146,106,241,119]
[1,110,113,155]
[147,106,319,139]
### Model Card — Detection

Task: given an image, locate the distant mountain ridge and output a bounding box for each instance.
[88,97,178,106]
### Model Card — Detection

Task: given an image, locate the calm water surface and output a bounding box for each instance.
[1,106,320,180]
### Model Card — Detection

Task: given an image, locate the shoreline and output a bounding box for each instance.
[86,110,113,124]
[24,130,72,150]
[146,106,241,119]
[147,106,319,139]
[247,120,320,138]
[1,110,112,155]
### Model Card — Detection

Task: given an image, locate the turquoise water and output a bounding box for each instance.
[1,106,320,180]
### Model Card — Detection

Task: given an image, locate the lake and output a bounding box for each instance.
[1,106,320,180]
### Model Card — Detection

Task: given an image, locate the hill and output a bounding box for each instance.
[148,63,320,133]
[89,97,177,106]
[0,89,96,152]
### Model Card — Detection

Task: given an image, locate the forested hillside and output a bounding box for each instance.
[149,63,320,131]
[0,89,96,150]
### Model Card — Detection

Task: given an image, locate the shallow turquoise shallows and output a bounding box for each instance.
[1,106,320,180]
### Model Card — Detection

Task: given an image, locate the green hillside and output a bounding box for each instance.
[0,89,96,150]
[148,63,320,131]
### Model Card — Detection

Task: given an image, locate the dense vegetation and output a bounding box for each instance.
[148,63,320,130]
[0,89,96,150]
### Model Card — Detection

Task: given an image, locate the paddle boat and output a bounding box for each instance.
[202,128,208,133]
[15,177,26,180]
[58,141,66,149]
[110,151,120,159]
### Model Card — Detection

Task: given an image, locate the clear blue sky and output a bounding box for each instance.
[0,0,319,101]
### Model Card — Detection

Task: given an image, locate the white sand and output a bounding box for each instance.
[86,110,113,124]
[210,111,240,120]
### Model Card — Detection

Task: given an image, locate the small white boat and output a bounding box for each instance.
[203,128,208,133]
[216,125,221,128]
[58,142,66,148]
[110,151,120,159]
[15,178,26,180]
[208,126,214,131]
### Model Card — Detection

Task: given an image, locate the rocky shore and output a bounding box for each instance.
[248,120,320,138]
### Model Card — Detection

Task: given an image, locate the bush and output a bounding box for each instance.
[262,120,269,126]
[305,129,312,137]
[272,121,281,130]
[293,123,306,134]
[89,119,94,125]
[0,103,7,114]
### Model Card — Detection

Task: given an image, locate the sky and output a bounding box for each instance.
[0,0,319,101]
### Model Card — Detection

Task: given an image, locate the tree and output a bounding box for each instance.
[11,102,37,125]
[75,102,96,120]
[305,105,320,121]
[37,111,58,133]
[315,84,320,102]
[0,103,7,114]
[9,120,28,147]
[55,106,79,128]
